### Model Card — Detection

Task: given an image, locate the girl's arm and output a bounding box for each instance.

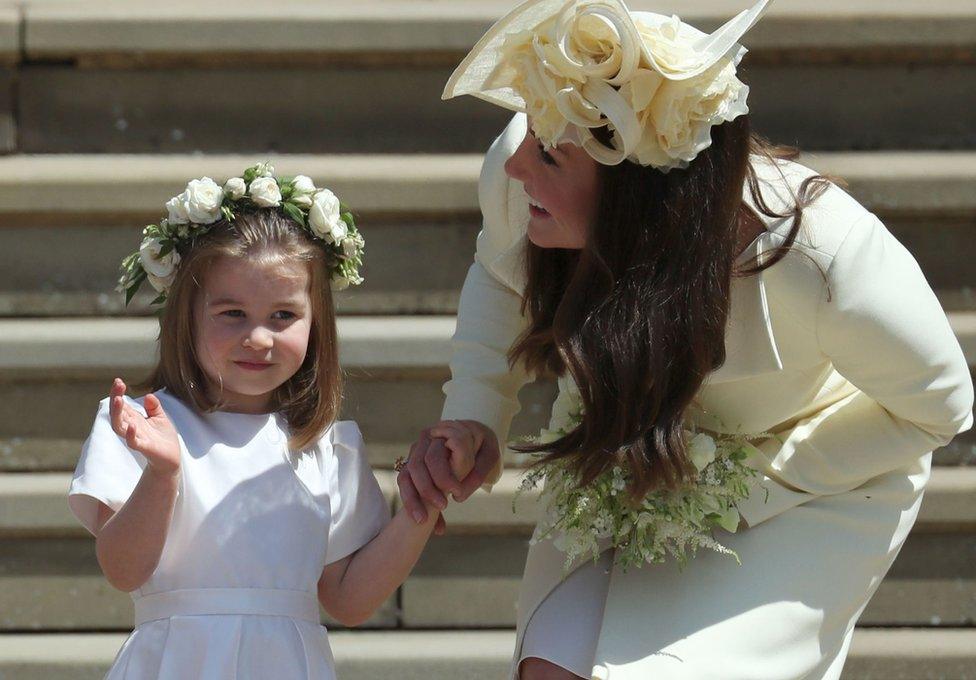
[94,379,182,592]
[317,504,440,626]
[317,431,471,626]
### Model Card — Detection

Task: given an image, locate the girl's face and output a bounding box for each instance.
[193,256,313,414]
[503,123,602,250]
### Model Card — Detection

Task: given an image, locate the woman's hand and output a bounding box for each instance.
[398,420,501,533]
[428,419,482,482]
[109,378,181,478]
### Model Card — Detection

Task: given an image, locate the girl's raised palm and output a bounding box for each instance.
[109,378,181,477]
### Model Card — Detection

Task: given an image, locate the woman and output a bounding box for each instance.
[397,1,974,678]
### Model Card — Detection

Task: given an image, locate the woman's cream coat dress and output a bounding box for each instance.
[440,113,974,679]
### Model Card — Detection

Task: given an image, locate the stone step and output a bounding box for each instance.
[11,2,976,153]
[0,469,973,630]
[0,314,971,465]
[0,629,974,679]
[0,152,974,316]
[23,1,976,62]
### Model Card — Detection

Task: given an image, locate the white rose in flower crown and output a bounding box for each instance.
[166,195,189,225]
[309,189,347,243]
[182,177,224,224]
[139,237,181,292]
[688,432,717,472]
[331,274,350,291]
[291,175,317,208]
[249,177,282,207]
[255,162,275,178]
[224,177,246,200]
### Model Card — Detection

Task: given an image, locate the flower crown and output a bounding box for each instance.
[117,162,364,306]
[443,0,773,171]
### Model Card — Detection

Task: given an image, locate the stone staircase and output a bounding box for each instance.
[0,1,974,678]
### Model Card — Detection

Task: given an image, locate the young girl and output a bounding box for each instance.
[400,1,975,679]
[68,164,469,679]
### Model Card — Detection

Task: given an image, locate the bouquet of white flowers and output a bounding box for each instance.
[518,380,768,572]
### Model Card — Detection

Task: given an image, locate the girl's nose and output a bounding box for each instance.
[242,326,273,350]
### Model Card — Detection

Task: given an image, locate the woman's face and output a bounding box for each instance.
[503,123,601,250]
[192,256,313,413]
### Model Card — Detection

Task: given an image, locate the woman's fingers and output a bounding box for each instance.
[455,434,501,502]
[426,438,462,496]
[407,444,447,511]
[397,467,428,525]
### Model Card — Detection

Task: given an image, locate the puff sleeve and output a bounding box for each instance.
[68,396,150,535]
[737,212,974,527]
[323,421,391,565]
[440,114,534,485]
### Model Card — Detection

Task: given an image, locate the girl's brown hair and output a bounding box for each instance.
[510,114,836,500]
[139,210,342,452]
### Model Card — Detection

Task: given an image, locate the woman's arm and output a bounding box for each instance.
[737,212,974,527]
[401,115,535,521]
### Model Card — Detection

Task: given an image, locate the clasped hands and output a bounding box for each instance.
[397,420,500,535]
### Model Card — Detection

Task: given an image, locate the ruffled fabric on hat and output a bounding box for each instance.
[443,0,774,170]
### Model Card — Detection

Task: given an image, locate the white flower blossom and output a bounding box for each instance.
[309,189,347,243]
[254,162,275,178]
[139,237,180,292]
[181,177,224,224]
[291,175,317,208]
[688,432,717,472]
[249,176,281,207]
[166,195,189,225]
[223,177,246,200]
[341,236,360,259]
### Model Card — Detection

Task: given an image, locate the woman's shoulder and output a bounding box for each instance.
[747,153,876,265]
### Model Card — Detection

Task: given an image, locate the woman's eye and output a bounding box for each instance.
[538,144,557,166]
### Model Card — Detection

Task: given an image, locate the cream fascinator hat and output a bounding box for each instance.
[443,0,773,171]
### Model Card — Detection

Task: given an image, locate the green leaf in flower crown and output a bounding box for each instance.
[279,183,294,200]
[150,292,167,306]
[221,205,235,222]
[124,269,147,306]
[282,202,306,227]
[340,212,354,227]
[242,166,258,184]
[158,241,174,257]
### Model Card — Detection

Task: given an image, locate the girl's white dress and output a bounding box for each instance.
[68,388,390,680]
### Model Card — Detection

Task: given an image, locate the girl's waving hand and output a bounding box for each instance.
[109,378,181,477]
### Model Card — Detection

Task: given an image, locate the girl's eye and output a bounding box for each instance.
[272,311,296,320]
[538,144,557,166]
[221,309,244,318]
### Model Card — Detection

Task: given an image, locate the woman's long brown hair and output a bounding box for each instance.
[138,210,342,453]
[509,115,836,500]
